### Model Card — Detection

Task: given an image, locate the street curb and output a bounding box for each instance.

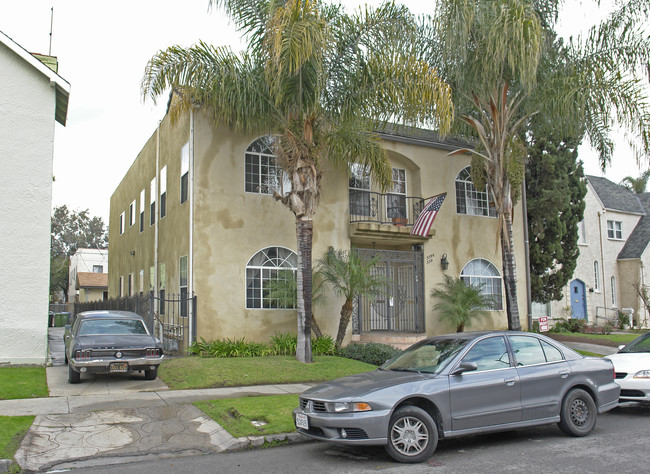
[230,431,311,451]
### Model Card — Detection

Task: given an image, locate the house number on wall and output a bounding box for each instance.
[426,254,435,264]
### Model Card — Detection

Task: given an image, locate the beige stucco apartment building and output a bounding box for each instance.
[109,108,529,349]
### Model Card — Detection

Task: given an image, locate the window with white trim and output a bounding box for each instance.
[611,276,616,306]
[349,163,371,217]
[150,177,156,226]
[129,200,136,227]
[455,167,497,217]
[160,166,167,219]
[139,269,144,297]
[460,258,503,310]
[594,261,600,291]
[119,212,125,235]
[119,276,124,297]
[180,255,188,317]
[181,142,189,204]
[387,168,407,219]
[246,247,297,309]
[607,220,622,239]
[244,136,289,194]
[140,189,145,233]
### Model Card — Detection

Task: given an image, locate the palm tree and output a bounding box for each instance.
[141,0,453,362]
[316,248,387,349]
[620,170,650,194]
[431,0,650,331]
[431,274,495,332]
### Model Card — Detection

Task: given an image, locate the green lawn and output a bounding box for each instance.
[195,394,298,438]
[549,331,639,346]
[159,355,376,390]
[0,367,48,400]
[0,416,34,461]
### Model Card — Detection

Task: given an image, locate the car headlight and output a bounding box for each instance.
[633,370,650,379]
[326,402,372,413]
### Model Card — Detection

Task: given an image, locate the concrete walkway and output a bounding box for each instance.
[5,330,619,472]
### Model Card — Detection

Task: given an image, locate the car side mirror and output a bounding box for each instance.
[451,361,478,376]
[618,344,626,351]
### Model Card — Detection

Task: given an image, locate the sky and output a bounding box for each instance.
[0,0,646,223]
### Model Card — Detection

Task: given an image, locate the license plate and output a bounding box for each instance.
[295,413,309,430]
[109,362,128,373]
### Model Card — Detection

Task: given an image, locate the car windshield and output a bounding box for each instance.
[78,319,148,336]
[381,337,469,374]
[619,332,650,353]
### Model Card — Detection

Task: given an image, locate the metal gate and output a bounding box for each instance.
[356,249,424,333]
[152,292,196,354]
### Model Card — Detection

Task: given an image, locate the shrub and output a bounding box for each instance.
[551,318,587,333]
[270,332,297,356]
[617,311,629,329]
[312,335,336,356]
[339,342,401,366]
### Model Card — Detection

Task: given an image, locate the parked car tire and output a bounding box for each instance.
[558,388,597,436]
[144,367,158,380]
[68,364,81,384]
[385,406,438,463]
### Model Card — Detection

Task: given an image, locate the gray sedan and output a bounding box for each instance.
[294,331,619,463]
[64,310,164,384]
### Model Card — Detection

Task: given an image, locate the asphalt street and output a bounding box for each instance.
[68,403,650,474]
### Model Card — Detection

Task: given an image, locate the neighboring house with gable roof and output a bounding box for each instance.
[545,175,650,328]
[69,248,109,302]
[0,30,70,364]
[108,108,530,351]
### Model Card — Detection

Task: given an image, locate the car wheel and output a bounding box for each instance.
[558,388,597,436]
[68,364,81,384]
[144,367,158,380]
[385,406,438,463]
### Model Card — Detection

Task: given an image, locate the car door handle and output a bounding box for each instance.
[504,378,516,386]
[559,371,569,378]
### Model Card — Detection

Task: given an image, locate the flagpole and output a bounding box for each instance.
[421,191,447,201]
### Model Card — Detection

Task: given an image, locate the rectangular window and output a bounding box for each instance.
[180,256,188,317]
[159,263,166,315]
[611,276,616,306]
[92,265,103,273]
[128,273,133,297]
[181,142,189,204]
[607,220,622,239]
[594,261,600,291]
[140,189,145,233]
[387,168,407,220]
[577,219,586,244]
[139,269,144,297]
[119,212,125,235]
[160,166,167,218]
[129,200,136,226]
[245,152,288,193]
[119,276,124,298]
[149,265,155,291]
[159,289,165,316]
[348,163,372,218]
[150,177,156,226]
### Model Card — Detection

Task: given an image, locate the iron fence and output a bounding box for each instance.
[349,191,425,226]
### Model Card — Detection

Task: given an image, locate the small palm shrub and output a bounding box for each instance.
[431,274,495,332]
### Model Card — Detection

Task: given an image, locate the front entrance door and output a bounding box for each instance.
[356,249,424,333]
[570,279,587,320]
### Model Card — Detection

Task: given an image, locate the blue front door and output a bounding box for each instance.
[570,280,587,320]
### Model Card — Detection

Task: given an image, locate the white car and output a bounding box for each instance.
[605,331,650,404]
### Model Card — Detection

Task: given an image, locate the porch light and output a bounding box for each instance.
[440,254,449,271]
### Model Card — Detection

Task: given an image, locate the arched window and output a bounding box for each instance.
[246,247,297,309]
[244,136,289,194]
[455,167,497,217]
[460,259,503,310]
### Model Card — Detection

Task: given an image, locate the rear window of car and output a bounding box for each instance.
[510,336,564,365]
[78,319,148,336]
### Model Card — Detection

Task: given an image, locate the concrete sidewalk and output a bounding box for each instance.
[9,381,312,472]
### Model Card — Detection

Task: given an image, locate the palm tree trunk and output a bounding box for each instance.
[310,314,323,339]
[502,211,522,331]
[335,299,354,348]
[296,219,313,363]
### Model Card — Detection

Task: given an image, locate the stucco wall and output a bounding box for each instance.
[0,43,56,364]
[110,109,530,345]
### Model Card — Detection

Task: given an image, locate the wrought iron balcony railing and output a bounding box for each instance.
[349,190,425,226]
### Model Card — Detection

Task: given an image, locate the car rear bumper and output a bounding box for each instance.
[70,356,163,372]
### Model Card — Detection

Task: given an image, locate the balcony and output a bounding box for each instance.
[349,191,433,242]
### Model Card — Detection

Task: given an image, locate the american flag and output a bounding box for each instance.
[410,193,447,237]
